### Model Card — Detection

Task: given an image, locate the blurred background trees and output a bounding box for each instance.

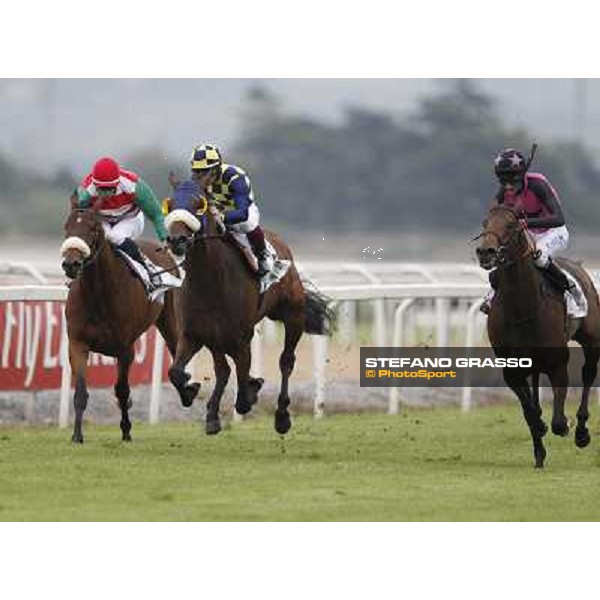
[2,79,599,236]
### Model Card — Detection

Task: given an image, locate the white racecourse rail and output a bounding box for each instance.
[0,280,490,426]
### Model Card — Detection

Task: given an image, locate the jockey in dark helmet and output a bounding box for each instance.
[189,143,273,277]
[481,145,572,314]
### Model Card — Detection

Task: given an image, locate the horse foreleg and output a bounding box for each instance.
[205,350,231,435]
[531,371,540,412]
[274,310,304,435]
[69,340,89,444]
[232,343,255,416]
[115,347,134,442]
[549,364,570,437]
[169,333,202,408]
[575,346,600,448]
[155,291,179,358]
[504,368,547,468]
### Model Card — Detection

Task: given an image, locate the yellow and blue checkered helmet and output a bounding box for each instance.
[190,143,222,171]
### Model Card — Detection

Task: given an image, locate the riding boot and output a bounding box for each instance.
[542,258,573,293]
[117,238,157,288]
[480,269,499,315]
[247,226,271,277]
[117,238,145,265]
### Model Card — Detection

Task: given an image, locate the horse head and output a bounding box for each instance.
[60,192,105,279]
[164,175,209,257]
[476,204,531,270]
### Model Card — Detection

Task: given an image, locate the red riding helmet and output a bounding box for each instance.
[92,157,121,188]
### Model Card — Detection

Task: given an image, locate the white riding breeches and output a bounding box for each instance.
[229,203,260,247]
[530,225,569,267]
[101,211,145,246]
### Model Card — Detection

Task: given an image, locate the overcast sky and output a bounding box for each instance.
[0,79,597,174]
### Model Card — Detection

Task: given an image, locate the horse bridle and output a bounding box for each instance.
[474,206,537,267]
[64,210,104,275]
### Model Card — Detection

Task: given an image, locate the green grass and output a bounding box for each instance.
[2,405,600,521]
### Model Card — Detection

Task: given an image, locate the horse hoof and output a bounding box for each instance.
[575,428,591,448]
[205,419,222,435]
[551,420,570,437]
[181,383,200,408]
[275,410,292,435]
[122,434,132,442]
[235,400,253,415]
[71,434,83,444]
[534,462,544,469]
[169,367,191,391]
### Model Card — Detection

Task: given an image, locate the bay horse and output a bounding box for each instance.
[60,194,188,443]
[475,204,600,468]
[164,178,334,435]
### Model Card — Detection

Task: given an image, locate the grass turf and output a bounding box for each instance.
[1,404,600,521]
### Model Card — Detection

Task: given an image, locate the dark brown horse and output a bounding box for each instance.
[60,197,185,443]
[164,179,333,435]
[476,205,600,468]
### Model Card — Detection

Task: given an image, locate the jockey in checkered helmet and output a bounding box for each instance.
[190,143,273,277]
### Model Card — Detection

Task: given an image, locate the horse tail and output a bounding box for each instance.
[302,280,336,335]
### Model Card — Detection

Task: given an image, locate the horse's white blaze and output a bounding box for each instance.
[60,236,91,258]
[164,209,201,233]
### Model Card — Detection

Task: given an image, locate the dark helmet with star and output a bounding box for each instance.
[494,148,527,182]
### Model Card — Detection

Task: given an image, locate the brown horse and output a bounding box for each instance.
[476,205,600,468]
[164,178,334,435]
[60,197,186,443]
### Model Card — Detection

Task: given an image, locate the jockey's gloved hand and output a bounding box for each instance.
[208,205,222,218]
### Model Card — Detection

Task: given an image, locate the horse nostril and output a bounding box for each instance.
[62,259,82,277]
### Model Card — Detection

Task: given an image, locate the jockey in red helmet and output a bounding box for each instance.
[481,146,571,314]
[76,157,168,280]
[189,143,273,277]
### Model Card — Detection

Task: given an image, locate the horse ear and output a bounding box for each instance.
[69,189,78,209]
[168,171,180,190]
[90,197,102,212]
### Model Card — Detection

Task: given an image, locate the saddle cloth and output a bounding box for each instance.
[231,234,291,293]
[562,268,587,319]
[116,249,182,303]
[260,240,291,294]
